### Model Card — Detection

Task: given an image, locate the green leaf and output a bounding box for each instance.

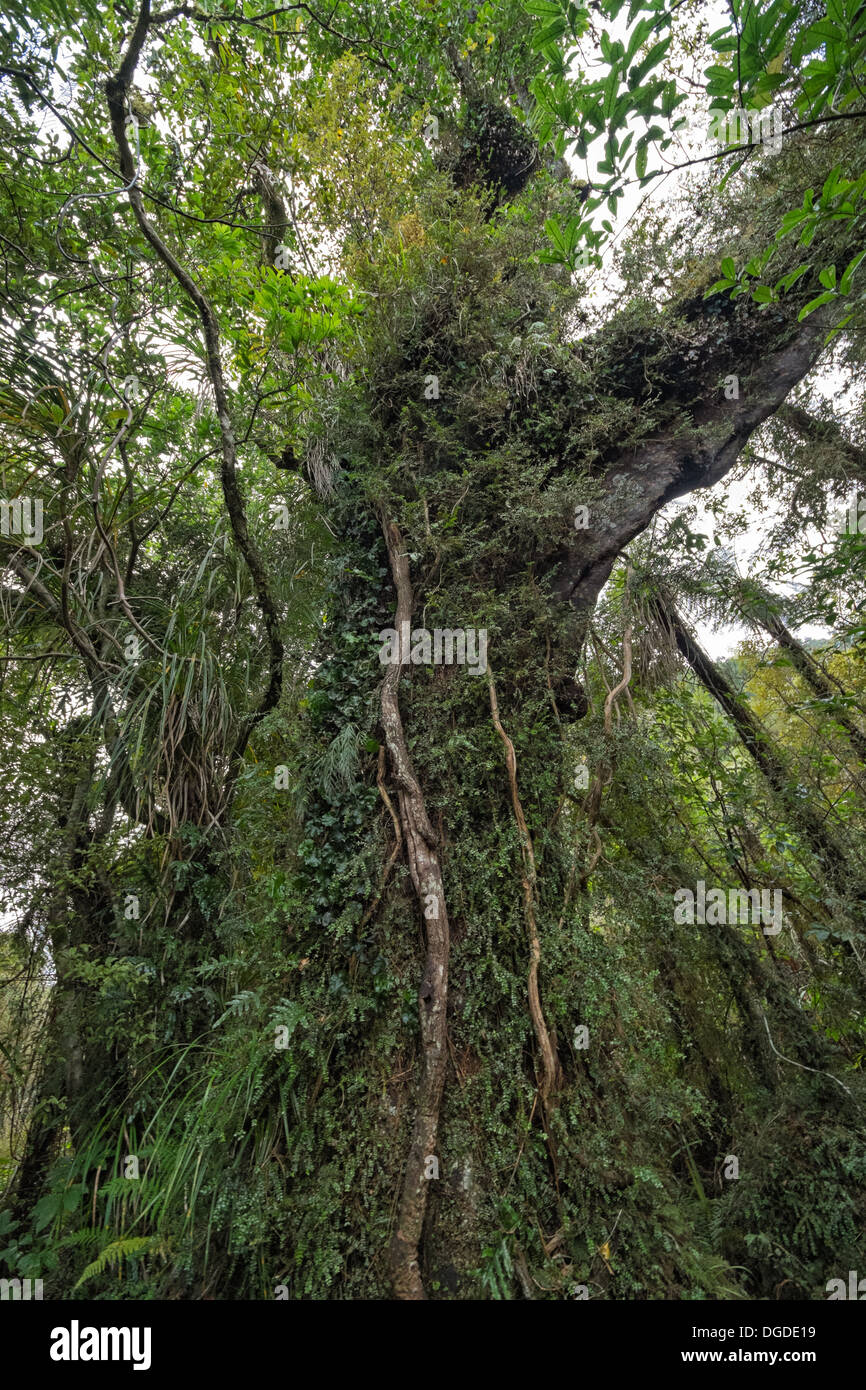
[624,16,654,65]
[74,1237,163,1290]
[774,263,811,294]
[602,66,619,121]
[797,290,837,320]
[704,279,734,298]
[524,0,564,15]
[818,264,837,290]
[631,36,671,87]
[33,1191,62,1233]
[531,15,569,49]
[820,165,842,205]
[776,206,809,240]
[839,248,866,294]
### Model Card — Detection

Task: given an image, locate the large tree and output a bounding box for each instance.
[1,0,865,1300]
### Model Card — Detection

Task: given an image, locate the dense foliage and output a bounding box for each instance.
[1,0,865,1300]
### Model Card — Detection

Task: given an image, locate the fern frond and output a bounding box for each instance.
[73,1236,163,1289]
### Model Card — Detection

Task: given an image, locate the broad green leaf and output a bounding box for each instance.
[798,289,837,319]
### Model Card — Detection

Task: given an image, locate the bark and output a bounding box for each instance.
[379,517,451,1301]
[550,300,842,620]
[7,998,66,1227]
[579,622,632,893]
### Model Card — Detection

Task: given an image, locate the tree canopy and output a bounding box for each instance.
[1,0,866,1307]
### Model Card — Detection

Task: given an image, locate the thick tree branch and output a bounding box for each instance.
[553,304,838,616]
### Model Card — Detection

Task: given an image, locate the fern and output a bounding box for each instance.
[478,1236,514,1300]
[56,1228,102,1251]
[214,990,261,1027]
[311,721,361,800]
[74,1236,163,1290]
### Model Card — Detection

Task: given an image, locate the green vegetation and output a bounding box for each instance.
[1,0,865,1300]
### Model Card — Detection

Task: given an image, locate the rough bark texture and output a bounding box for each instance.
[550,304,839,619]
[379,517,451,1300]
